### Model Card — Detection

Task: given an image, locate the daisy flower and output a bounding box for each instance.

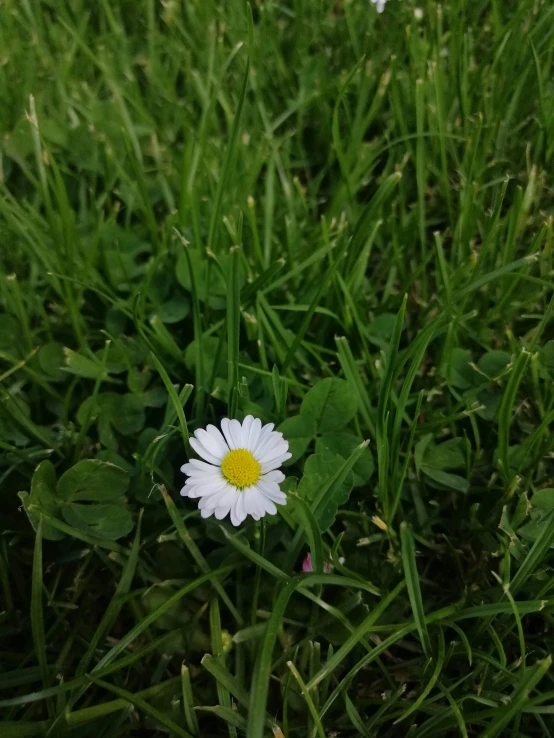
[180,416,291,526]
[370,0,387,13]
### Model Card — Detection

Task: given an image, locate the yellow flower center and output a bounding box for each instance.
[221,448,261,489]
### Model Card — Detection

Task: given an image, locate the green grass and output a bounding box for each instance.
[2,0,554,735]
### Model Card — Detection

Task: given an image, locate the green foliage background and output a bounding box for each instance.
[1,0,554,736]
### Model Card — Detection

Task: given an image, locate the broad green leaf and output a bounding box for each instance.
[57,459,129,502]
[96,337,144,374]
[100,225,151,290]
[77,392,146,440]
[477,390,503,421]
[138,386,167,408]
[495,444,529,478]
[110,394,145,435]
[62,502,134,541]
[22,460,64,541]
[106,306,128,335]
[531,488,554,511]
[367,313,400,341]
[424,438,465,470]
[442,348,477,389]
[185,336,227,382]
[176,249,226,304]
[414,433,434,474]
[153,294,190,323]
[315,432,374,486]
[97,449,134,473]
[37,341,66,382]
[539,340,554,378]
[421,466,469,493]
[297,453,353,531]
[63,348,109,380]
[278,414,316,464]
[281,476,298,495]
[300,378,358,434]
[127,366,151,393]
[477,350,512,378]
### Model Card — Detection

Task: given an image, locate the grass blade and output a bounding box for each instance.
[89,676,193,738]
[400,522,432,659]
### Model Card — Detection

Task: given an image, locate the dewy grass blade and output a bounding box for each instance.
[133,293,190,448]
[75,510,143,679]
[201,654,250,709]
[194,706,247,730]
[290,494,324,574]
[344,691,372,737]
[286,660,326,738]
[161,488,242,624]
[181,664,199,736]
[335,335,376,434]
[207,55,249,254]
[400,522,432,659]
[88,676,193,738]
[377,295,407,518]
[394,628,445,723]
[497,348,530,482]
[92,568,233,673]
[209,599,237,738]
[509,509,554,596]
[306,581,405,690]
[332,56,366,196]
[176,236,205,421]
[247,572,387,738]
[227,244,241,416]
[31,516,55,721]
[281,238,348,372]
[0,632,182,709]
[478,657,551,738]
[287,441,370,569]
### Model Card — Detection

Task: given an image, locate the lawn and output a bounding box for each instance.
[1,0,554,736]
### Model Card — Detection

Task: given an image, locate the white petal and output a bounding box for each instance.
[221,418,238,449]
[184,487,202,498]
[201,507,214,519]
[230,493,247,526]
[241,416,254,449]
[184,459,219,474]
[254,431,285,461]
[230,499,240,526]
[191,478,228,499]
[245,417,262,452]
[204,485,237,511]
[257,478,287,504]
[237,493,248,523]
[257,442,290,465]
[261,452,291,473]
[214,504,232,520]
[189,437,222,465]
[262,470,285,484]
[250,486,277,516]
[243,487,264,518]
[261,496,277,516]
[228,419,244,449]
[184,483,214,499]
[194,426,229,461]
[252,423,274,455]
[182,466,222,480]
